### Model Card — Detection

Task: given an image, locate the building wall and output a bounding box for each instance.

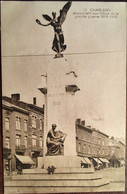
[117,141,125,159]
[108,138,125,160]
[92,130,109,158]
[2,96,44,173]
[76,119,109,159]
[76,119,93,157]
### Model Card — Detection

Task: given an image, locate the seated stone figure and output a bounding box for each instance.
[46,124,67,156]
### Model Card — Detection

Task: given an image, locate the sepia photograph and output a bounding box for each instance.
[1,0,126,193]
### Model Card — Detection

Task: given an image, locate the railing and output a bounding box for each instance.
[15,145,26,152]
[31,146,42,152]
[3,147,11,155]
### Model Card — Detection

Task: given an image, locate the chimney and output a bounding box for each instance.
[11,94,20,101]
[76,118,81,124]
[33,97,36,105]
[81,120,85,126]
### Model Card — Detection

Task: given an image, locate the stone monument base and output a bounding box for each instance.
[38,156,82,169]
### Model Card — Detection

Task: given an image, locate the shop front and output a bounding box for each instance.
[15,154,35,174]
[99,158,110,168]
[3,147,12,174]
[93,157,103,170]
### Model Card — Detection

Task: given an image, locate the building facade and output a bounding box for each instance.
[75,118,125,169]
[2,94,44,173]
[108,137,125,167]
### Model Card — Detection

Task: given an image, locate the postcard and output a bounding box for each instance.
[1,1,126,193]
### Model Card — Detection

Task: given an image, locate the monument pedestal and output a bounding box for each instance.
[38,57,80,158]
[38,155,81,168]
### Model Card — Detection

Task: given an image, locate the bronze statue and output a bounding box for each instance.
[36,1,72,58]
[46,124,67,156]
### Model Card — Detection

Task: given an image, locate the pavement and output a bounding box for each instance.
[94,166,125,192]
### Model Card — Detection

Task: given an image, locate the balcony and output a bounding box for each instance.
[15,145,26,153]
[3,147,11,155]
[31,146,42,152]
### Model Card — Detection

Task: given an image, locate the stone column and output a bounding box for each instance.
[38,57,80,156]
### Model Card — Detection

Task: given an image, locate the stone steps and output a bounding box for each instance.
[4,185,111,194]
[12,173,102,180]
[22,167,94,174]
[4,167,110,193]
[5,178,109,187]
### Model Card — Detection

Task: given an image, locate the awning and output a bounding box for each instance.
[99,158,110,163]
[84,157,91,165]
[15,154,35,165]
[118,160,125,165]
[80,157,87,164]
[93,158,102,164]
[121,160,125,165]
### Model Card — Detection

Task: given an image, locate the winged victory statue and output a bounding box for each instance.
[36,1,72,58]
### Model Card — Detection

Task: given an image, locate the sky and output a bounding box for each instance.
[1,1,126,140]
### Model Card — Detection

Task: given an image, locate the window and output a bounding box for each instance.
[83,144,87,153]
[16,135,21,146]
[95,149,97,155]
[40,119,42,130]
[16,117,21,130]
[32,134,36,146]
[102,140,105,146]
[39,136,43,148]
[102,149,105,155]
[92,147,95,155]
[24,119,27,131]
[91,147,93,154]
[98,138,101,145]
[106,149,109,155]
[78,143,81,152]
[106,140,109,147]
[32,116,36,128]
[88,146,90,154]
[98,148,101,155]
[5,137,10,148]
[5,118,10,130]
[24,136,27,147]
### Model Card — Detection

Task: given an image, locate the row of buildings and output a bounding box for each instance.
[2,94,44,173]
[76,119,125,168]
[2,94,125,174]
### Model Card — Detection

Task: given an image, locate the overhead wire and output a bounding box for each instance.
[2,50,125,58]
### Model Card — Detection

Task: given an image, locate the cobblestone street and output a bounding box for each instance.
[94,166,125,192]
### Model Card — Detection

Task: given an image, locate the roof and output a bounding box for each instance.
[93,128,109,137]
[2,100,29,115]
[77,123,93,133]
[118,141,125,146]
[15,154,35,165]
[2,96,44,114]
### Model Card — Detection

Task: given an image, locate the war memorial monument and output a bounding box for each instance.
[36,1,109,191]
[37,1,81,167]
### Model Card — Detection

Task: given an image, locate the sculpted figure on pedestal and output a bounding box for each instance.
[46,124,67,156]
